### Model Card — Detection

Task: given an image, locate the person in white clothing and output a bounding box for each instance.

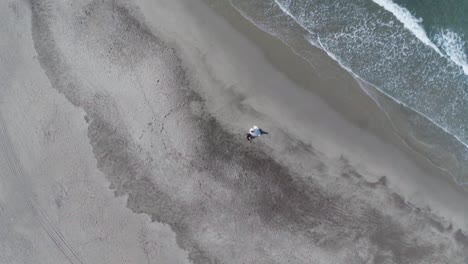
[246,126,268,142]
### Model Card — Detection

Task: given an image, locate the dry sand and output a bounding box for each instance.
[1,0,468,263]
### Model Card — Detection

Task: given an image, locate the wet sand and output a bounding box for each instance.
[1,0,468,263]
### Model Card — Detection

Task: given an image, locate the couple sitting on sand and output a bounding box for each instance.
[246,126,268,142]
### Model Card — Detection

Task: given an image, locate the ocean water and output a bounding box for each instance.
[224,0,468,183]
[391,0,468,73]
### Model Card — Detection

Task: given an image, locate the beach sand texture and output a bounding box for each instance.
[1,0,468,263]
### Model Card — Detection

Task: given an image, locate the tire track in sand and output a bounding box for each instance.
[0,113,85,264]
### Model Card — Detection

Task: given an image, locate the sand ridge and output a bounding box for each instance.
[0,0,467,263]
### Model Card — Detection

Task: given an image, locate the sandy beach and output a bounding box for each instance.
[1,0,468,263]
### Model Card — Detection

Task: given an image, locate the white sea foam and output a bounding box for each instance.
[372,0,441,53]
[435,29,468,75]
[372,0,468,75]
[310,34,468,149]
[307,37,468,185]
[271,0,468,149]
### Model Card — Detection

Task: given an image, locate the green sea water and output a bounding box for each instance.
[392,0,468,37]
[392,0,468,66]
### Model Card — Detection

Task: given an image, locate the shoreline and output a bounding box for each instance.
[223,0,468,186]
[203,0,468,190]
[170,0,468,228]
[149,0,468,257]
[133,0,468,230]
